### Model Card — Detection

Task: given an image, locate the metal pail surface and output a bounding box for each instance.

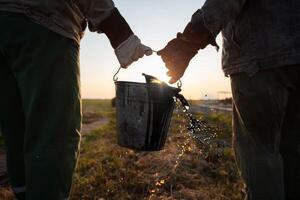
[115,75,179,151]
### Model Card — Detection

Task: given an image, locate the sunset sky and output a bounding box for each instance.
[80,0,231,99]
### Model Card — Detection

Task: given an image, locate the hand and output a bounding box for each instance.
[157,22,217,84]
[157,36,198,84]
[115,35,153,68]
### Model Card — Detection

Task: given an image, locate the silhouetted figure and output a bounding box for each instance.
[0,0,152,199]
[158,1,300,199]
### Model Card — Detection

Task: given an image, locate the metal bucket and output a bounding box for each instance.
[115,73,180,151]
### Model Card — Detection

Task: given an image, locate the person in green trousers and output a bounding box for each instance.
[0,0,152,199]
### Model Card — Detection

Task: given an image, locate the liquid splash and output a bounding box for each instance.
[147,94,229,199]
[175,93,229,149]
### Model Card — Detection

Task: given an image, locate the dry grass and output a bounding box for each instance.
[0,100,245,200]
[71,102,245,200]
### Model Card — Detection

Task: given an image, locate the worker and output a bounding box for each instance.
[0,0,152,199]
[158,0,300,199]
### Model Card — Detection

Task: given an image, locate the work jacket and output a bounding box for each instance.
[192,0,300,76]
[0,0,116,44]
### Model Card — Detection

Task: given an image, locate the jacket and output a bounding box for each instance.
[191,0,300,76]
[0,0,118,44]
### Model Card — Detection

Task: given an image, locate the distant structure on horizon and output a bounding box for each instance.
[217,91,231,100]
[200,91,232,100]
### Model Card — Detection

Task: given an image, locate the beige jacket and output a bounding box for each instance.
[0,0,116,43]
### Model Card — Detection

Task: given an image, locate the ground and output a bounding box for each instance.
[0,99,245,200]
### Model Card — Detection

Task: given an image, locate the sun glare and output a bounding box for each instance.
[115,54,172,85]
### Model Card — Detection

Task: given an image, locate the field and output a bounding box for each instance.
[0,99,244,200]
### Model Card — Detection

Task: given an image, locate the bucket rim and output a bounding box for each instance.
[116,97,175,104]
[115,80,176,88]
[115,81,170,88]
[115,80,147,85]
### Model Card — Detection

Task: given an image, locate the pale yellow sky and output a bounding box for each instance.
[79,0,231,100]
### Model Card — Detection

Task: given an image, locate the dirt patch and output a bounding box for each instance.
[82,117,109,135]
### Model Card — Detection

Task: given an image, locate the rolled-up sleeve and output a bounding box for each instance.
[77,0,133,49]
[192,0,248,37]
[77,0,115,32]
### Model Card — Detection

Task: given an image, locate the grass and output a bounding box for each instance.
[198,112,232,142]
[71,101,245,200]
[82,99,114,124]
[0,100,245,200]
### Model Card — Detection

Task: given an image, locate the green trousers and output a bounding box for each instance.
[231,65,300,200]
[0,12,81,199]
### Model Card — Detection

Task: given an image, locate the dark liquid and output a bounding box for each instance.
[174,94,229,150]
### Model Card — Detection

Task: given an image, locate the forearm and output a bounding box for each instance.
[97,8,133,49]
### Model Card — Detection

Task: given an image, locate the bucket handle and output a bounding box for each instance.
[113,67,122,82]
[113,66,182,89]
[177,80,182,89]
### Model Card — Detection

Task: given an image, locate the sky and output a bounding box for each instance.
[80,0,231,99]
